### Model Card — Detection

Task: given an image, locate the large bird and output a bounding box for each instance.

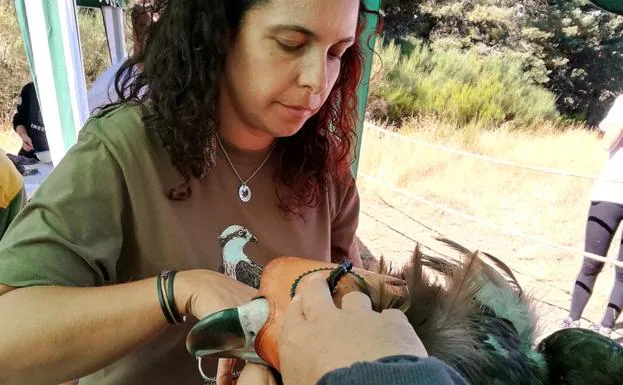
[188,238,623,385]
[217,225,262,289]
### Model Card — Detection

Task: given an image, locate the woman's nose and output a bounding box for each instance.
[298,52,329,95]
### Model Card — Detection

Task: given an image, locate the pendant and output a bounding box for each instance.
[239,184,251,203]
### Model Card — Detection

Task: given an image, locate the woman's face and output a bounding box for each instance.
[220,0,360,147]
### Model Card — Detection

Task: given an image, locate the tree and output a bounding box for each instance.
[380,0,623,124]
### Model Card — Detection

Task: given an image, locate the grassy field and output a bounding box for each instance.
[0,129,19,153]
[356,120,623,340]
[359,117,610,260]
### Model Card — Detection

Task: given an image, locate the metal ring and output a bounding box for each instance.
[197,357,243,384]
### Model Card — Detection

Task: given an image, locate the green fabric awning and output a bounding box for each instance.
[76,0,124,8]
[590,0,623,15]
[353,0,381,177]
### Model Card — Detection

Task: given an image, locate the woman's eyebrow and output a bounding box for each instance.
[269,24,355,44]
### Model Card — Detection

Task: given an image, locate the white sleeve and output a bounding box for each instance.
[87,61,124,115]
[599,95,623,133]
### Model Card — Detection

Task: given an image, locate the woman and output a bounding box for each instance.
[0,0,378,384]
[561,95,623,338]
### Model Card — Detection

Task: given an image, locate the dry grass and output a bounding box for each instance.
[0,128,20,154]
[358,117,612,257]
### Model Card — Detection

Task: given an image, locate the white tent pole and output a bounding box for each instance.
[101,6,127,65]
[23,1,66,166]
[57,0,90,133]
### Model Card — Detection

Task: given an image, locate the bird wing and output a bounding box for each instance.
[234,260,262,289]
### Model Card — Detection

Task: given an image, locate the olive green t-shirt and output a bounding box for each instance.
[0,104,361,384]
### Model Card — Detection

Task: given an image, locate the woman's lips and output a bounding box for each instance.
[278,103,316,121]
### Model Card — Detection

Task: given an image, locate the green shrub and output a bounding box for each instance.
[370,36,560,128]
[78,9,110,86]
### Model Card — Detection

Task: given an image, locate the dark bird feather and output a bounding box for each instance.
[536,328,623,385]
[436,236,525,296]
[364,242,548,385]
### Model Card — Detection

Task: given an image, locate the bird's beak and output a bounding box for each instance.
[250,235,258,243]
[186,298,269,364]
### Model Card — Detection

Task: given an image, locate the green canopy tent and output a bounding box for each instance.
[590,0,623,15]
[13,0,127,169]
[14,0,381,181]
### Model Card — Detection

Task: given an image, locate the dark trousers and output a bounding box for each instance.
[570,201,623,328]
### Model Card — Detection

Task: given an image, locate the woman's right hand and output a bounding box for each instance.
[174,270,258,385]
[174,269,258,320]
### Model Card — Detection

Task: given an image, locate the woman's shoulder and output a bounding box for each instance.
[79,102,158,155]
[84,102,144,133]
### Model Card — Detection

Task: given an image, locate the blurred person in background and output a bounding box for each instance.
[12,81,49,161]
[87,1,157,114]
[560,95,623,338]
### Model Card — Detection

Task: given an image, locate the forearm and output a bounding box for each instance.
[0,278,168,385]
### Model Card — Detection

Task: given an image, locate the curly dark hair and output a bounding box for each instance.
[111,0,382,216]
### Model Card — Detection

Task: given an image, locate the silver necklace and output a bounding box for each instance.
[215,134,276,203]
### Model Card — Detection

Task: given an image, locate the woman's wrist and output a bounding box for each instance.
[172,270,195,318]
[155,271,186,324]
[171,269,222,318]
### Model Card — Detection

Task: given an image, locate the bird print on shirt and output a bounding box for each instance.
[218,225,263,289]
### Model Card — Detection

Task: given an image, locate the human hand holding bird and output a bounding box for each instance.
[278,273,428,385]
